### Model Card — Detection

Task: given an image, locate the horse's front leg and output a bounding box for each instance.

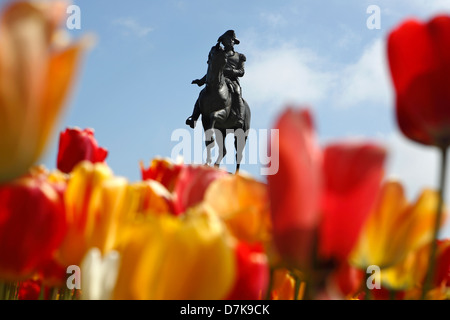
[204,128,215,166]
[214,129,227,168]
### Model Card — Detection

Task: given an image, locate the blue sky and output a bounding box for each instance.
[36,0,450,236]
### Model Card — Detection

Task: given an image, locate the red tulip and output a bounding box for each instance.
[329,262,364,298]
[172,165,226,215]
[434,239,450,287]
[319,143,387,261]
[267,108,387,269]
[267,108,322,269]
[57,128,108,173]
[226,242,269,300]
[0,175,67,280]
[140,158,183,192]
[388,16,450,148]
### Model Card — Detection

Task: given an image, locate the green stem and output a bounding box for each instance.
[265,267,275,300]
[0,282,5,300]
[364,272,371,300]
[422,147,448,300]
[294,277,302,300]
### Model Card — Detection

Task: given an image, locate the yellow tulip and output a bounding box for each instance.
[113,205,236,300]
[0,1,87,183]
[379,244,429,292]
[58,161,130,266]
[204,174,271,243]
[351,181,446,269]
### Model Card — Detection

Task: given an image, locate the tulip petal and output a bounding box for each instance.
[267,108,322,269]
[319,142,386,262]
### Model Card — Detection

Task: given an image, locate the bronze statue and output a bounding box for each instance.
[186,30,251,172]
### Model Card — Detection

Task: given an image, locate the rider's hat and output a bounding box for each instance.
[218,30,240,45]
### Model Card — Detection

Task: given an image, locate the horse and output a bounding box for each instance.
[193,43,251,173]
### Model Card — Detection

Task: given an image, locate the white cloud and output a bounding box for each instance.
[334,38,393,109]
[407,0,450,14]
[113,18,154,38]
[243,37,393,114]
[260,12,287,28]
[243,44,335,111]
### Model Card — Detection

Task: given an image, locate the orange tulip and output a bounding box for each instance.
[0,1,86,183]
[204,174,271,243]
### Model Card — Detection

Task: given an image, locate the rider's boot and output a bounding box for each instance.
[235,98,245,129]
[186,101,201,129]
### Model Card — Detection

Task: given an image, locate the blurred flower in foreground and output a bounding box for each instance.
[267,108,322,271]
[0,1,87,183]
[351,181,446,269]
[140,158,183,192]
[0,172,66,280]
[57,128,108,174]
[267,108,387,271]
[81,248,120,300]
[57,161,129,266]
[172,165,227,215]
[204,174,271,243]
[380,244,430,294]
[388,15,450,148]
[270,268,305,300]
[225,242,269,300]
[113,207,236,300]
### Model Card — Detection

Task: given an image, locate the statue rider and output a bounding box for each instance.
[186,30,246,129]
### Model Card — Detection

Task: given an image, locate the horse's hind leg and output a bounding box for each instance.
[203,118,215,166]
[234,128,247,174]
[205,139,214,166]
[214,129,227,168]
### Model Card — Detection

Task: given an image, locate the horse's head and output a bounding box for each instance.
[207,43,227,71]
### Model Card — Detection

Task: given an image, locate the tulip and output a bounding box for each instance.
[326,263,364,299]
[388,14,450,299]
[140,158,183,192]
[80,248,120,300]
[17,279,49,300]
[0,1,86,183]
[380,244,430,292]
[267,108,386,270]
[270,268,304,300]
[57,161,130,266]
[319,142,386,261]
[225,242,269,300]
[388,16,450,148]
[0,174,66,280]
[434,239,450,288]
[204,174,271,243]
[57,128,108,174]
[128,180,174,218]
[267,108,322,270]
[113,206,236,300]
[172,165,227,215]
[351,181,446,269]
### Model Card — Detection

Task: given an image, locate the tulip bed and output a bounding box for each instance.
[0,1,449,300]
